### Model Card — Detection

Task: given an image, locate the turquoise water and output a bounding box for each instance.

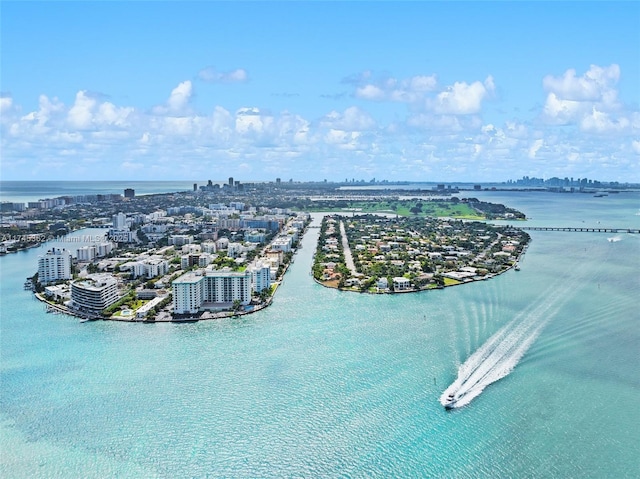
[1,192,639,477]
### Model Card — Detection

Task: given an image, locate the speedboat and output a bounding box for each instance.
[444,393,457,409]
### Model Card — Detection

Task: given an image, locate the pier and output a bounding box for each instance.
[519,227,639,234]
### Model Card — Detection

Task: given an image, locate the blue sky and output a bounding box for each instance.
[2,1,639,182]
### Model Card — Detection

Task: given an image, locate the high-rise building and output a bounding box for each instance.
[71,274,119,313]
[124,188,135,198]
[172,268,251,314]
[112,212,127,230]
[249,262,271,293]
[228,177,234,187]
[37,248,72,284]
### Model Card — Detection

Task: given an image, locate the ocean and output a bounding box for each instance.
[1,188,639,478]
[1,181,207,203]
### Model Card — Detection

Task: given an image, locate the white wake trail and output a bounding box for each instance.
[440,279,572,409]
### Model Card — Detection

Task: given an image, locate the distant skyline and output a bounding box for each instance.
[1,1,639,182]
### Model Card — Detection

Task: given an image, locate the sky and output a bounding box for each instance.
[1,1,639,183]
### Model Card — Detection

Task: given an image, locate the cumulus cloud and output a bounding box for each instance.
[320,106,376,131]
[167,81,193,111]
[151,80,193,116]
[66,91,133,129]
[543,64,620,102]
[0,95,14,114]
[528,139,544,159]
[580,107,630,133]
[2,64,640,182]
[350,71,438,104]
[198,67,248,83]
[540,64,636,134]
[429,76,495,115]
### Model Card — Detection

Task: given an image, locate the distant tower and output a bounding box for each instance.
[112,212,127,230]
[193,183,198,192]
[229,177,234,187]
[124,188,135,198]
[276,178,281,185]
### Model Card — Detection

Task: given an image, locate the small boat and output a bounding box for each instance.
[514,264,520,271]
[444,393,457,410]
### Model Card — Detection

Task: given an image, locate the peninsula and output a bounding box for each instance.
[1,179,535,320]
[313,214,530,293]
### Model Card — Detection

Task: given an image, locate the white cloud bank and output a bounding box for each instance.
[2,64,639,182]
[198,67,248,83]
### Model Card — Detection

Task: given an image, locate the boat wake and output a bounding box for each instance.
[440,281,571,410]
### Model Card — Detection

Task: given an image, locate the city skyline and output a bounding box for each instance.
[1,1,639,182]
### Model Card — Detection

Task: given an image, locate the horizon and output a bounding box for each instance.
[2,2,639,182]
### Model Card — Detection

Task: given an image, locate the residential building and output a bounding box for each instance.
[249,262,271,293]
[37,248,72,284]
[172,272,204,315]
[172,268,252,314]
[71,274,119,313]
[169,235,193,246]
[77,245,97,262]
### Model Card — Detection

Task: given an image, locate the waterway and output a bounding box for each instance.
[1,190,639,477]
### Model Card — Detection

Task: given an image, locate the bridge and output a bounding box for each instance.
[519,226,640,234]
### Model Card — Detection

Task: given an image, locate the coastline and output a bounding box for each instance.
[31,229,299,324]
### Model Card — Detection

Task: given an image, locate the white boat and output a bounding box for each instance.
[443,393,458,410]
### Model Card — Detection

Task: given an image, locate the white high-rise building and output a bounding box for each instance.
[96,242,114,257]
[172,268,251,314]
[112,212,127,230]
[172,272,204,314]
[37,248,72,284]
[249,262,271,293]
[203,268,251,305]
[77,246,97,262]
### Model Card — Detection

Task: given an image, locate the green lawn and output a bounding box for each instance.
[343,200,484,219]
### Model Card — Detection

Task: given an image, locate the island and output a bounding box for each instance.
[312,213,530,293]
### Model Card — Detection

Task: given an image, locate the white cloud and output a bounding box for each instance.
[96,102,133,127]
[543,64,620,102]
[430,77,493,115]
[528,139,544,159]
[21,95,65,128]
[198,67,248,83]
[355,84,385,101]
[540,64,634,131]
[353,72,437,103]
[0,96,13,114]
[66,91,133,130]
[67,91,96,129]
[2,65,640,182]
[321,106,376,131]
[580,107,630,133]
[167,81,192,112]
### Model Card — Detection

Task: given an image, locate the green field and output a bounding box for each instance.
[343,200,484,219]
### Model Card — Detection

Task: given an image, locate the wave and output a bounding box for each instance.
[440,280,572,410]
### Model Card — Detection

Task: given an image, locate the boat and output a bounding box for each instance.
[514,263,520,271]
[444,393,457,410]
